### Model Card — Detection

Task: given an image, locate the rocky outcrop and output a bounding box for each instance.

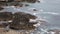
[9,12,37,30]
[0,12,37,31]
[0,7,4,11]
[0,0,37,3]
[0,12,13,21]
[0,0,38,6]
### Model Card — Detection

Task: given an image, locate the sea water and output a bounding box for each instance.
[1,0,60,34]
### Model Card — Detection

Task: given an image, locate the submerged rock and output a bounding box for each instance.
[33,9,37,11]
[25,4,29,7]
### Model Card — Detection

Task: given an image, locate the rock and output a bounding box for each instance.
[0,23,9,28]
[25,4,29,7]
[27,0,37,3]
[0,0,38,6]
[0,7,4,11]
[14,12,37,19]
[15,0,37,3]
[0,12,13,32]
[10,24,36,30]
[0,2,8,6]
[14,3,23,7]
[8,0,14,2]
[9,12,37,30]
[37,0,40,3]
[0,12,13,21]
[33,9,37,11]
[21,0,37,3]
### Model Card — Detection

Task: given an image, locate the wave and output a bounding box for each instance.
[42,12,59,15]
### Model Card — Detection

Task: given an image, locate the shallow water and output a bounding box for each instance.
[1,0,60,34]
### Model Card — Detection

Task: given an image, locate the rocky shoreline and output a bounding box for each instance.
[0,0,41,34]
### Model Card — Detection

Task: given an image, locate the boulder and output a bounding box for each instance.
[0,12,13,21]
[9,12,37,30]
[0,0,37,3]
[0,7,4,11]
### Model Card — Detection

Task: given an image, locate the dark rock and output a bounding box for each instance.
[14,0,37,3]
[0,0,37,6]
[8,0,14,2]
[0,7,4,11]
[0,23,8,27]
[9,12,37,30]
[21,0,37,3]
[14,3,23,7]
[26,0,37,3]
[10,25,36,30]
[33,9,37,11]
[37,0,40,3]
[0,2,8,6]
[0,12,13,21]
[14,12,37,19]
[25,4,29,7]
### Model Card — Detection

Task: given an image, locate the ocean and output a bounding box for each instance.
[1,0,60,34]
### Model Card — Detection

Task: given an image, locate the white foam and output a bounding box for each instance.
[8,20,12,22]
[29,19,37,22]
[43,12,59,15]
[33,13,37,15]
[33,23,41,27]
[28,8,36,11]
[40,28,49,33]
[49,32,55,34]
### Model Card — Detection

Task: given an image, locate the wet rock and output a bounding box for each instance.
[0,2,8,6]
[14,3,23,7]
[0,0,38,6]
[8,0,14,2]
[37,0,40,3]
[25,4,29,7]
[21,0,37,3]
[33,8,37,11]
[14,12,37,19]
[0,7,4,11]
[0,12,13,21]
[0,0,14,2]
[0,23,8,28]
[9,12,37,30]
[10,24,36,30]
[14,0,37,3]
[26,0,37,3]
